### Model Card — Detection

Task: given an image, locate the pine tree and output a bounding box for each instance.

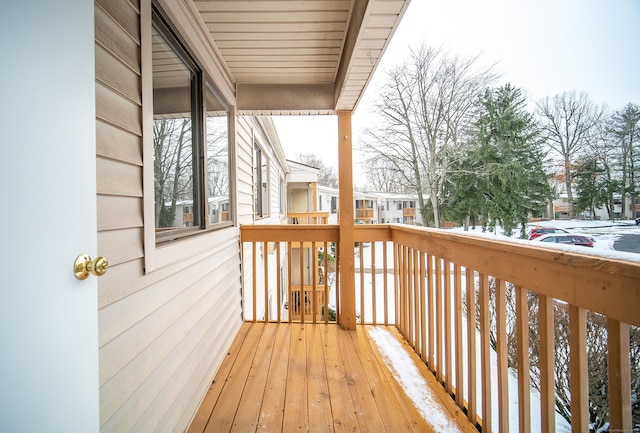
[446,84,552,237]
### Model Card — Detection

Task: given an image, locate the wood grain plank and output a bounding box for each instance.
[306,325,334,432]
[186,323,251,433]
[256,325,291,432]
[282,325,308,432]
[230,323,277,433]
[336,327,386,433]
[203,324,264,433]
[354,327,421,433]
[323,326,359,433]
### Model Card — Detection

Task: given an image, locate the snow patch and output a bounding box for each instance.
[368,327,463,433]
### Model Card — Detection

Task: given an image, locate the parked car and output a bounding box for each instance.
[533,233,594,247]
[636,218,640,226]
[527,227,570,240]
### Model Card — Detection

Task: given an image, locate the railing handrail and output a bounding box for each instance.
[241,223,640,326]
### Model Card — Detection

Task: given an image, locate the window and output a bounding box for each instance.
[254,144,269,217]
[151,6,231,242]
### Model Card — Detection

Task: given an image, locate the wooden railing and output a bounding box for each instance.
[402,207,416,217]
[355,208,374,220]
[240,223,640,432]
[286,211,329,224]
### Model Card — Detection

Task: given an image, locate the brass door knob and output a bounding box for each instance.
[74,254,109,280]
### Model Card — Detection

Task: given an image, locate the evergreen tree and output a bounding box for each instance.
[573,155,610,218]
[446,84,551,237]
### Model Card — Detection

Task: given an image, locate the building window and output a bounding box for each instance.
[151,6,232,241]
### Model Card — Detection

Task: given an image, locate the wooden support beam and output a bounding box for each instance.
[337,111,355,329]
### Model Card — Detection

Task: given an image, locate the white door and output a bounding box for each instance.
[0,1,99,432]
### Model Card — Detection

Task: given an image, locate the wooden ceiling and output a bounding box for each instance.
[193,0,410,114]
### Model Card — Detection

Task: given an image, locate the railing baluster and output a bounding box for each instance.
[515,285,531,433]
[466,269,477,426]
[420,251,427,364]
[276,242,281,323]
[607,318,632,432]
[496,279,509,432]
[372,241,377,325]
[252,242,257,322]
[335,241,340,322]
[436,256,443,383]
[444,259,452,395]
[454,264,464,407]
[299,241,305,324]
[427,254,435,373]
[569,305,589,432]
[312,241,317,324]
[287,242,292,324]
[383,241,388,325]
[359,241,364,325]
[323,241,329,324]
[479,273,491,433]
[413,247,420,349]
[264,241,269,322]
[539,294,555,433]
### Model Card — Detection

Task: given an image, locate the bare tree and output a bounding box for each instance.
[537,92,604,218]
[361,156,409,193]
[360,44,496,227]
[154,118,193,227]
[293,153,338,188]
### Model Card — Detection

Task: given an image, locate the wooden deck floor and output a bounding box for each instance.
[187,322,477,433]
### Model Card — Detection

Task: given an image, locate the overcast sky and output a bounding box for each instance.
[273,0,640,184]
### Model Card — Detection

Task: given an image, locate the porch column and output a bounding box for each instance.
[337,111,356,329]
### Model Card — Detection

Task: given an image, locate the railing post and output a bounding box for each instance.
[337,111,355,329]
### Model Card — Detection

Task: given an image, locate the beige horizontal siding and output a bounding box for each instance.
[94,1,264,432]
[96,119,142,165]
[97,195,143,231]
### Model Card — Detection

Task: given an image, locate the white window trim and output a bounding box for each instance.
[141,0,237,273]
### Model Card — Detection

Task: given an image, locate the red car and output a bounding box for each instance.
[527,227,570,240]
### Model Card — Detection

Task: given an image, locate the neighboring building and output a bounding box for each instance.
[374,192,421,225]
[354,191,378,223]
[317,184,340,223]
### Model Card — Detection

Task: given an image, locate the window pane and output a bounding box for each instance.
[152,22,197,232]
[204,83,231,225]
